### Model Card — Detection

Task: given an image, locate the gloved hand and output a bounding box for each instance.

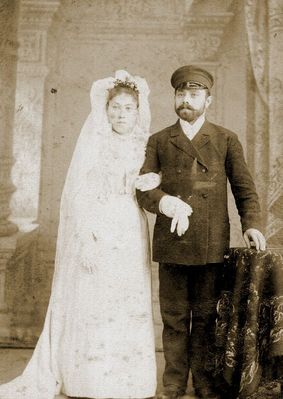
[159,195,193,236]
[159,195,192,217]
[135,172,162,191]
[170,211,190,236]
[243,228,266,251]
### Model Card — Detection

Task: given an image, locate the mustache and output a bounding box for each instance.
[176,103,195,111]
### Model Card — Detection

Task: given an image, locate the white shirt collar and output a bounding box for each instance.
[179,114,205,140]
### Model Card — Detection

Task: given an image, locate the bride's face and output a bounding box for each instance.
[107,93,138,135]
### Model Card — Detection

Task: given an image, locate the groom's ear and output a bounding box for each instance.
[205,95,213,109]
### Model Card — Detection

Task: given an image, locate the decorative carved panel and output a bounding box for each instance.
[18,30,46,63]
[183,14,233,61]
[59,1,233,63]
[269,0,283,34]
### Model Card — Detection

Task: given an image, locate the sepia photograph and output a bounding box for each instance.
[0,0,282,398]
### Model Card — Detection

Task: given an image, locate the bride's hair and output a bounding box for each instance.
[107,85,139,107]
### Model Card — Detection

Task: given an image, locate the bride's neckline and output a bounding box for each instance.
[111,130,135,141]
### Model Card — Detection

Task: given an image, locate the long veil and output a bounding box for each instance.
[0,70,151,399]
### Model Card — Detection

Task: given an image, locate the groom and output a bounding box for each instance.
[136,65,266,399]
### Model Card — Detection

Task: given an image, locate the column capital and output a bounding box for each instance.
[17,0,60,65]
[19,0,61,31]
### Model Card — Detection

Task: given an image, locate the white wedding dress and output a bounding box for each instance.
[0,72,156,399]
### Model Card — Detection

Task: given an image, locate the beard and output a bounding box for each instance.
[175,103,205,123]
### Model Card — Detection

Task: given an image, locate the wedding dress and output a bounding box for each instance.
[0,71,157,399]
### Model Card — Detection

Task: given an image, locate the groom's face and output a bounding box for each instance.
[174,86,212,123]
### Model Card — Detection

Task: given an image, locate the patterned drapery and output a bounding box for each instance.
[215,248,283,399]
[245,0,283,245]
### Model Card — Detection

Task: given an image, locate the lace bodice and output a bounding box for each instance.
[87,131,145,200]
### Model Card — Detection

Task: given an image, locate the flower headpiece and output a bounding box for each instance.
[113,77,139,94]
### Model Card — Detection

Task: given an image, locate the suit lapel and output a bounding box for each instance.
[191,120,211,150]
[169,120,208,169]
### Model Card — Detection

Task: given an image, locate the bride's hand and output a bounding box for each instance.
[135,172,161,191]
[81,257,96,274]
[79,233,97,274]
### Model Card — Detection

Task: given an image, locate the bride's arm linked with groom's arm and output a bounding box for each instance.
[135,162,193,237]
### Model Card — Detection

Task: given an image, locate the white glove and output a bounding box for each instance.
[170,212,190,236]
[243,228,266,251]
[159,195,193,236]
[135,172,162,191]
[159,195,192,217]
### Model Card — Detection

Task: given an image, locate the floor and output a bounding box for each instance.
[0,349,197,398]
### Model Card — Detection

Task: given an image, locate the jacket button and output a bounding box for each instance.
[177,169,182,174]
[202,193,208,198]
[177,194,181,198]
[202,168,206,173]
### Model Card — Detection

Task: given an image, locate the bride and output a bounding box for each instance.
[0,70,158,399]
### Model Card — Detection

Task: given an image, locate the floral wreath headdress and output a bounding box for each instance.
[113,76,140,94]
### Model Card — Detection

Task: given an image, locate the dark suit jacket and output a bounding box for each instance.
[136,120,262,265]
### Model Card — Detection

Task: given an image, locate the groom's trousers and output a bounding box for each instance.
[159,262,223,393]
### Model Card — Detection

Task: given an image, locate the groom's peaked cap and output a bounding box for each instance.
[171,65,214,90]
